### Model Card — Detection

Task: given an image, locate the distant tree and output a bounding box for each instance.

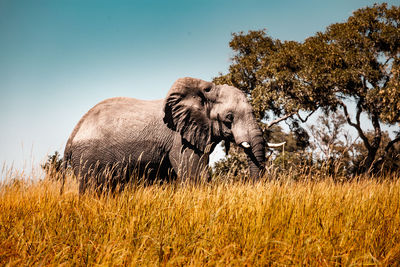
[213,144,249,179]
[213,124,311,177]
[215,3,400,174]
[308,112,355,175]
[309,112,348,160]
[41,151,63,179]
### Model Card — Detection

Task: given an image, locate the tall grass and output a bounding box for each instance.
[1,171,400,265]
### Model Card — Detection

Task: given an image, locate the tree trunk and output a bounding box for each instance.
[360,147,379,174]
[359,112,382,174]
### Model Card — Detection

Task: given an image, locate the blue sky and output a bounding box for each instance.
[0,0,398,172]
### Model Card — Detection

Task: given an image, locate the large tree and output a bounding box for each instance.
[215,3,400,174]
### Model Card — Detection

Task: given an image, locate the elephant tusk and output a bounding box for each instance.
[241,142,251,148]
[267,142,286,148]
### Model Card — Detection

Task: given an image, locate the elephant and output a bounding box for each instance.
[64,77,265,193]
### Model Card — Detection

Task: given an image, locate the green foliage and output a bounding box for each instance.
[215,3,400,175]
[300,3,400,121]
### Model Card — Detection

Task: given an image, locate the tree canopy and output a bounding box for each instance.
[214,3,400,175]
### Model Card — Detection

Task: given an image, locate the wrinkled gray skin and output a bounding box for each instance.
[64,77,265,193]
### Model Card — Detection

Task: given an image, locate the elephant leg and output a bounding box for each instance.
[168,138,209,183]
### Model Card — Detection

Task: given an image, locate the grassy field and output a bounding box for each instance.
[1,171,400,266]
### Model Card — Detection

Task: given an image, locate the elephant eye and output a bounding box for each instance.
[225,113,234,123]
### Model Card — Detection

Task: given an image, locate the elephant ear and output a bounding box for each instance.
[163,77,213,152]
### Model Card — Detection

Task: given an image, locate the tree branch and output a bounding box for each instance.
[296,110,316,123]
[384,135,400,154]
[355,100,362,128]
[383,56,393,68]
[372,135,400,172]
[339,100,356,127]
[267,112,296,128]
[370,111,382,150]
[339,100,371,151]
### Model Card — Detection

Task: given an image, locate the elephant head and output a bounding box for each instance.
[164,77,265,179]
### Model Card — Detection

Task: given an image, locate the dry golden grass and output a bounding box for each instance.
[1,171,400,266]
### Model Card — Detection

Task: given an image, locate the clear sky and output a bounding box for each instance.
[0,0,398,173]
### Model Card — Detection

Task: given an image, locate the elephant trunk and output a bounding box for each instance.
[232,116,266,180]
[246,122,266,179]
